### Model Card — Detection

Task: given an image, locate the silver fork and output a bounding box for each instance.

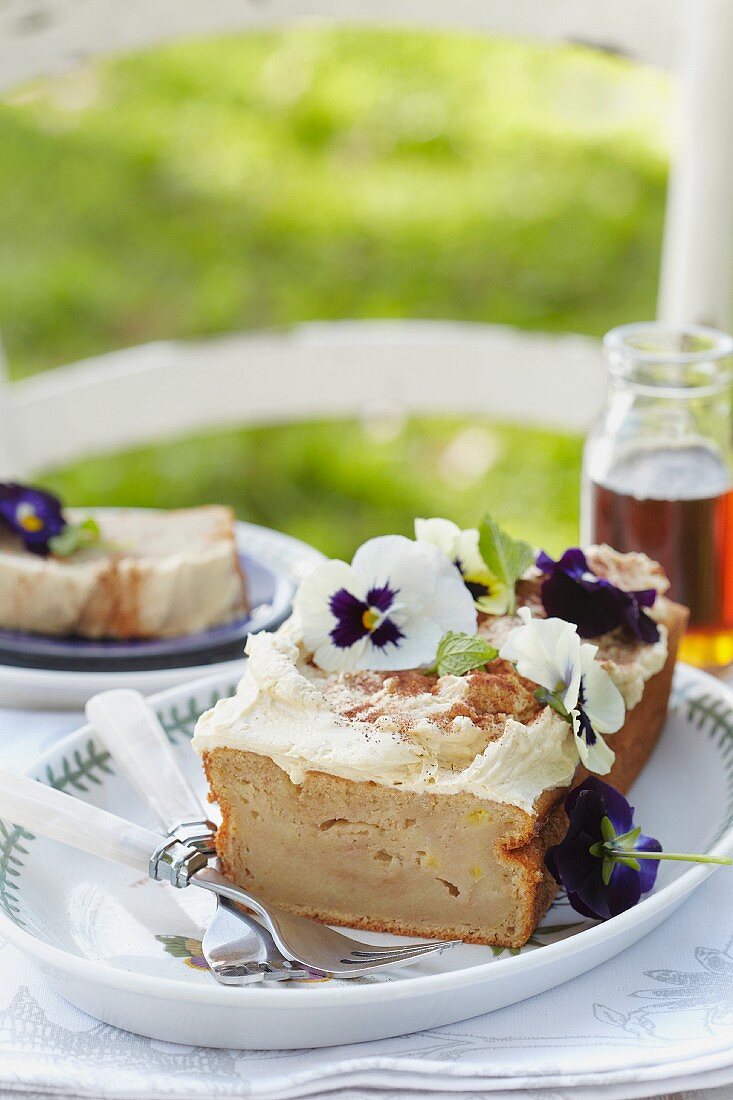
[200,896,308,985]
[86,689,311,985]
[192,864,458,975]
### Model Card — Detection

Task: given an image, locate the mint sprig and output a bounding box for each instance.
[49,517,102,558]
[430,632,498,677]
[478,513,535,614]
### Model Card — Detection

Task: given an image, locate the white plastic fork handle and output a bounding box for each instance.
[0,766,164,875]
[86,689,206,830]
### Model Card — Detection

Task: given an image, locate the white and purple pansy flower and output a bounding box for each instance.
[0,482,66,555]
[295,534,477,672]
[414,517,509,614]
[499,608,625,774]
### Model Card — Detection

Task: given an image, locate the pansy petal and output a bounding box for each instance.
[294,560,363,652]
[562,859,640,922]
[558,547,591,577]
[572,721,616,774]
[453,527,487,579]
[294,558,367,660]
[365,584,397,613]
[366,621,442,670]
[298,533,480,673]
[542,570,624,637]
[635,588,658,609]
[624,598,661,643]
[535,549,556,575]
[545,791,613,919]
[500,613,581,706]
[414,518,493,596]
[352,535,440,617]
[538,548,589,580]
[312,635,370,673]
[564,887,608,922]
[328,588,371,649]
[547,780,653,920]
[474,583,510,616]
[606,860,644,917]
[414,517,461,558]
[415,517,504,613]
[635,833,663,894]
[423,544,478,635]
[579,647,625,734]
[0,482,66,555]
[572,776,633,835]
[539,546,660,641]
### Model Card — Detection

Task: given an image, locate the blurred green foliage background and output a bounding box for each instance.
[0,29,670,557]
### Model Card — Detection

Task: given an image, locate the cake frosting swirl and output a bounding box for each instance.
[193,626,580,814]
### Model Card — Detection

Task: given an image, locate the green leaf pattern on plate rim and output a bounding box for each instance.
[0,684,235,928]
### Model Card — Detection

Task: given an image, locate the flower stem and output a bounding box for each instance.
[608,848,732,866]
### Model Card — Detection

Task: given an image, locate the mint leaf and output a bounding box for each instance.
[478,513,535,613]
[431,632,498,677]
[49,517,102,558]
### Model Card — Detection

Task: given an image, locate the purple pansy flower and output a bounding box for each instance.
[537,548,660,643]
[546,777,662,920]
[0,482,66,555]
[294,534,477,672]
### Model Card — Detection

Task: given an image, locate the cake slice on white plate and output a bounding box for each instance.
[0,496,247,639]
[193,520,687,949]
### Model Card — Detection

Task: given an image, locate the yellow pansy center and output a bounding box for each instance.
[17,504,44,533]
[361,607,379,632]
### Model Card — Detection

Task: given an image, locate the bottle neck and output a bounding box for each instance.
[602,323,733,452]
[604,322,733,400]
[585,324,733,501]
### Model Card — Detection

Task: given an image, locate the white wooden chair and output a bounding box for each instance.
[0,0,731,478]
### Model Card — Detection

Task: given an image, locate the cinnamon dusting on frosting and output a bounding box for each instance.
[315,661,540,743]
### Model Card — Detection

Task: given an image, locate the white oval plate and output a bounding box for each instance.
[0,520,323,709]
[0,663,732,1049]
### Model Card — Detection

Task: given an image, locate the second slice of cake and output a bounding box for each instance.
[0,503,247,639]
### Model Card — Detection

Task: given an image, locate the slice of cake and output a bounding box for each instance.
[0,505,247,639]
[193,523,687,948]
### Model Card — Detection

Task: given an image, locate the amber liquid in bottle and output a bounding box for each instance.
[589,446,733,669]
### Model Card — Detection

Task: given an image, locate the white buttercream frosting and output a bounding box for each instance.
[192,627,579,815]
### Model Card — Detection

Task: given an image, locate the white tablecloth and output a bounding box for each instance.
[1,704,733,1100]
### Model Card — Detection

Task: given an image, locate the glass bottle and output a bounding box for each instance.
[581,322,733,670]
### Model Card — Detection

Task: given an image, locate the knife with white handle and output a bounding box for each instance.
[85,688,311,982]
[86,689,215,853]
[0,765,167,873]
